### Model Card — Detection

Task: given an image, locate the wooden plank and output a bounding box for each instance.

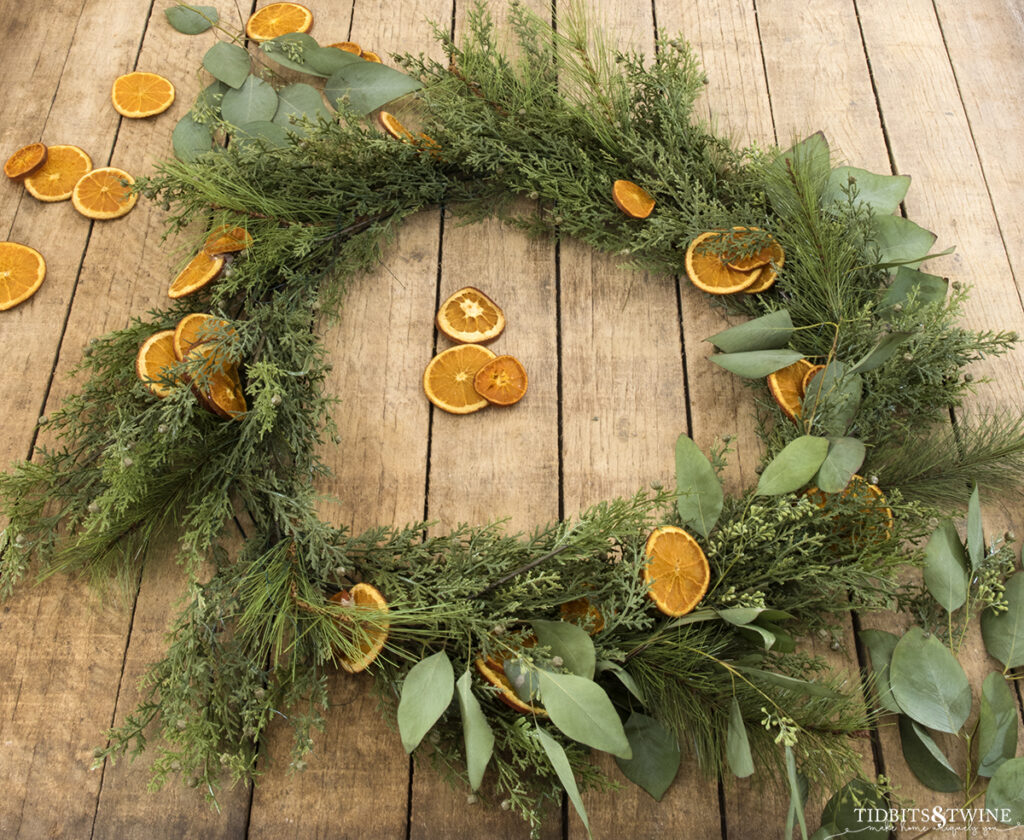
[246,1,444,838]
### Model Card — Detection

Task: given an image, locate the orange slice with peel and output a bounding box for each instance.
[173,312,233,361]
[801,363,826,395]
[362,50,382,63]
[725,227,773,271]
[204,225,252,255]
[245,2,313,41]
[474,354,528,406]
[331,583,390,673]
[560,597,605,634]
[643,525,711,617]
[805,475,894,541]
[169,251,224,299]
[685,231,762,295]
[436,286,506,344]
[767,358,815,423]
[136,329,179,398]
[184,343,247,420]
[378,111,414,142]
[0,242,46,311]
[23,145,92,202]
[328,41,362,54]
[474,657,546,716]
[111,72,175,118]
[71,167,137,220]
[4,143,47,181]
[423,344,496,415]
[612,179,656,219]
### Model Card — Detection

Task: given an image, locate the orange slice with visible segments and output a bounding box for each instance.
[475,658,546,716]
[173,312,233,361]
[204,225,252,255]
[4,143,47,181]
[767,358,815,423]
[474,354,528,406]
[378,111,414,142]
[0,242,46,311]
[71,167,137,220]
[328,41,362,54]
[23,145,92,202]
[685,231,762,295]
[245,2,313,41]
[136,330,179,398]
[423,344,496,414]
[436,286,506,344]
[612,179,656,219]
[169,251,224,299]
[111,72,175,118]
[331,583,390,673]
[643,525,711,617]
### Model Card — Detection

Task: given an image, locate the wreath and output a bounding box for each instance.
[2,3,1023,836]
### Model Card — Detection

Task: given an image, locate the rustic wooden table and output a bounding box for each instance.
[2,0,1023,838]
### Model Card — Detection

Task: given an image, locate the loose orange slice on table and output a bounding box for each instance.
[328,41,362,54]
[204,225,252,255]
[436,286,506,344]
[71,167,137,220]
[4,143,47,181]
[767,358,815,423]
[331,583,390,673]
[173,312,232,360]
[362,50,382,63]
[111,72,175,118]
[23,145,92,202]
[0,242,46,311]
[423,344,496,414]
[801,363,826,395]
[612,179,656,219]
[474,354,528,406]
[560,597,605,634]
[378,111,414,142]
[643,525,711,617]
[474,658,546,716]
[169,251,224,299]
[136,329,179,398]
[245,2,313,40]
[685,231,762,295]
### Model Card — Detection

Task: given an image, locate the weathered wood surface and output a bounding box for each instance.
[1,0,1022,838]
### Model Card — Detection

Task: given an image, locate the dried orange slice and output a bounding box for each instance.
[806,476,894,541]
[184,343,247,419]
[111,72,175,118]
[136,329,179,398]
[4,143,47,181]
[742,240,785,294]
[328,41,362,54]
[474,354,528,406]
[423,344,496,415]
[71,167,137,220]
[612,179,656,219]
[168,251,224,299]
[724,227,771,271]
[362,50,382,63]
[331,583,390,673]
[0,242,46,311]
[685,231,762,295]
[245,2,313,41]
[173,312,232,360]
[23,145,92,202]
[643,525,711,617]
[560,597,605,634]
[767,358,815,423]
[801,363,826,395]
[474,658,546,716]
[436,286,506,344]
[378,111,414,142]
[203,225,252,255]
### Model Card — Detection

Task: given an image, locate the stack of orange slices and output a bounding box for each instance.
[328,41,382,62]
[685,227,784,295]
[168,225,252,299]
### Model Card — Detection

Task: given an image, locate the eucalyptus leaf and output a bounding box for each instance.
[766,132,831,212]
[165,4,218,34]
[396,651,454,753]
[981,571,1024,669]
[710,348,805,378]
[232,121,290,149]
[759,620,795,653]
[733,665,842,698]
[273,83,332,131]
[755,435,830,496]
[967,484,984,571]
[674,433,723,537]
[172,114,213,162]
[977,673,1018,778]
[825,165,910,215]
[922,519,969,613]
[858,628,901,713]
[725,697,754,778]
[846,331,914,375]
[536,726,590,833]
[706,310,794,353]
[455,671,494,790]
[802,361,862,437]
[614,712,681,800]
[821,779,889,836]
[531,619,596,680]
[784,746,807,839]
[325,61,422,116]
[193,80,228,121]
[260,33,323,75]
[502,658,541,704]
[737,624,777,651]
[880,267,948,309]
[986,757,1024,825]
[889,627,971,733]
[872,214,938,271]
[814,437,866,494]
[537,670,631,758]
[202,41,251,89]
[898,715,962,792]
[221,75,279,126]
[717,607,764,626]
[596,660,645,704]
[306,44,364,76]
